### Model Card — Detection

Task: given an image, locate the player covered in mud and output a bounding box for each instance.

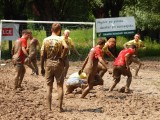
[40,23,68,112]
[108,45,137,93]
[12,29,31,90]
[65,71,104,95]
[123,34,145,76]
[97,37,116,77]
[80,38,108,98]
[65,71,88,95]
[61,29,81,78]
[25,32,40,75]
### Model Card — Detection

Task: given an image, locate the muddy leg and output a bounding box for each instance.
[108,78,120,92]
[57,81,64,112]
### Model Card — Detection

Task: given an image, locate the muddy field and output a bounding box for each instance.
[0,59,160,120]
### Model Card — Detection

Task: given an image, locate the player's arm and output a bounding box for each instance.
[103,45,115,60]
[106,51,115,60]
[81,55,88,71]
[72,45,80,56]
[40,41,46,76]
[125,53,132,70]
[61,40,68,59]
[70,40,80,56]
[98,56,108,69]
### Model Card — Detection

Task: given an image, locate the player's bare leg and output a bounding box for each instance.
[14,66,21,89]
[125,76,132,93]
[108,78,120,92]
[57,82,64,112]
[18,65,25,88]
[135,63,142,76]
[46,84,53,111]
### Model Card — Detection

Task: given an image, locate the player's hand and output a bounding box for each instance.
[78,69,83,75]
[41,68,45,76]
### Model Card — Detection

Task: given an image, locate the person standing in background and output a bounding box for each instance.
[12,29,31,90]
[25,32,40,75]
[40,23,68,112]
[123,34,145,76]
[108,45,137,93]
[61,29,81,78]
[80,38,107,98]
[97,38,116,77]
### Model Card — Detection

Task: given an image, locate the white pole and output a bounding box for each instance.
[0,20,2,60]
[93,23,96,47]
[1,20,94,25]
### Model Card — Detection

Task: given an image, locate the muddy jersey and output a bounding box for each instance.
[29,38,38,58]
[19,38,27,63]
[41,35,64,65]
[124,39,144,49]
[102,43,114,58]
[114,48,134,66]
[84,46,103,74]
[61,36,74,55]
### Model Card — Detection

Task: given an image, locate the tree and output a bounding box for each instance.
[86,0,124,18]
[0,0,29,57]
[121,0,160,41]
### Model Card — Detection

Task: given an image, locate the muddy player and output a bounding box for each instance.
[123,34,145,76]
[80,38,108,98]
[97,38,116,77]
[108,45,137,93]
[12,29,31,90]
[25,32,40,75]
[65,71,104,95]
[40,23,68,112]
[61,29,81,78]
[65,71,87,95]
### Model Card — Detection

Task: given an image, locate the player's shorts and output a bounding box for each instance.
[45,59,65,86]
[113,65,132,83]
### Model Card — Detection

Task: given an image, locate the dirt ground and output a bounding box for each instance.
[0,58,160,120]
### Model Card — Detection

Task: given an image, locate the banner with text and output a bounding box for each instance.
[96,17,135,37]
[2,23,20,40]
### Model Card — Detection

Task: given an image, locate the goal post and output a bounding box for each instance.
[0,20,95,60]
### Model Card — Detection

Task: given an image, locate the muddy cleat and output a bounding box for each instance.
[125,88,130,93]
[59,108,65,112]
[118,87,125,93]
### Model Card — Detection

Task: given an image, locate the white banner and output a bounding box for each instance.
[96,17,135,33]
[2,23,20,40]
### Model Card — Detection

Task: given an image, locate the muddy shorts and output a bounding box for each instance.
[45,59,65,86]
[113,66,132,83]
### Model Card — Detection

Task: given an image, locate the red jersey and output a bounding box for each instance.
[19,38,27,63]
[90,46,103,59]
[114,48,134,66]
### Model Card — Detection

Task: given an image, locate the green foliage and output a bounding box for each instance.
[121,0,160,30]
[1,29,160,60]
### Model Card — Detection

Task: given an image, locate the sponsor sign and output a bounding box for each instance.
[2,23,19,40]
[96,17,135,37]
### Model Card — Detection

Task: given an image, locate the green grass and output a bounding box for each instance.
[1,28,160,60]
